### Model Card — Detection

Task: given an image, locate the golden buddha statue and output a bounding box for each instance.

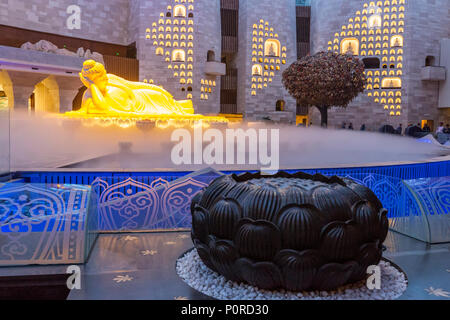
[72,60,194,116]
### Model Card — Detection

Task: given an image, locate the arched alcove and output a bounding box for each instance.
[381,77,402,89]
[72,86,87,111]
[391,35,403,47]
[172,49,186,62]
[264,39,281,57]
[207,50,215,62]
[362,57,380,69]
[0,85,8,112]
[0,71,13,110]
[340,38,359,55]
[276,100,285,112]
[32,76,60,113]
[174,5,186,17]
[252,64,262,76]
[368,13,382,29]
[425,56,436,67]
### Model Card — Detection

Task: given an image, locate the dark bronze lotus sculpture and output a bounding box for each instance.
[190,171,388,291]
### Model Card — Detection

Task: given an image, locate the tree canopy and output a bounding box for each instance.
[282,51,366,109]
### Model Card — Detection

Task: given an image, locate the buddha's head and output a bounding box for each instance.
[82,60,108,92]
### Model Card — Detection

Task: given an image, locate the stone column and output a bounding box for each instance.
[10,86,35,110]
[6,71,47,111]
[53,76,82,113]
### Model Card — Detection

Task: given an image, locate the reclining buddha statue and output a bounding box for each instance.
[72,60,194,116]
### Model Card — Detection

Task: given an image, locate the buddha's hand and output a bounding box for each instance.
[80,73,94,88]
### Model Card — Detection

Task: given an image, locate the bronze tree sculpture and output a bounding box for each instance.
[282,51,366,127]
[190,171,388,291]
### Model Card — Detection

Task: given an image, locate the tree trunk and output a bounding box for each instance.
[317,106,328,128]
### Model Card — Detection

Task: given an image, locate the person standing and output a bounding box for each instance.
[396,123,403,135]
[436,122,444,133]
[360,124,366,131]
[405,123,412,136]
[444,124,450,134]
[341,122,346,129]
[348,123,354,130]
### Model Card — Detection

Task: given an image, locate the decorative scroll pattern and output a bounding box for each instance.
[342,172,403,217]
[92,174,221,231]
[89,171,405,232]
[398,177,450,243]
[403,177,450,216]
[0,183,93,265]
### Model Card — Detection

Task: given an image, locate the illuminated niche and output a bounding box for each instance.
[252,64,262,76]
[340,38,359,55]
[174,5,186,17]
[250,19,284,97]
[391,35,403,47]
[264,39,281,57]
[381,77,402,88]
[172,49,186,62]
[368,13,382,29]
[329,0,406,116]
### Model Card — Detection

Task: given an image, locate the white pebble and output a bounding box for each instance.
[176,250,408,300]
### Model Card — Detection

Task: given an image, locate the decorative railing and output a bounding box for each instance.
[0,183,98,266]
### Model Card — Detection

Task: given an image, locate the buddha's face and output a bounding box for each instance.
[82,60,108,92]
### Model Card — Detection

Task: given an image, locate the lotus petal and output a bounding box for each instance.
[311,186,352,222]
[331,183,362,208]
[313,261,358,291]
[235,258,283,290]
[276,204,323,250]
[284,186,313,205]
[209,237,240,281]
[351,200,380,241]
[242,185,284,221]
[208,198,243,240]
[224,182,257,203]
[320,220,362,262]
[199,175,236,210]
[378,208,389,241]
[190,189,204,213]
[349,241,382,282]
[191,206,208,243]
[274,249,322,291]
[194,239,217,272]
[234,218,281,261]
[345,180,383,211]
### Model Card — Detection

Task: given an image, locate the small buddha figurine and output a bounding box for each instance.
[345,42,355,55]
[73,60,194,115]
[267,43,277,57]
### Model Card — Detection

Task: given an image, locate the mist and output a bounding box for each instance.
[7,110,450,172]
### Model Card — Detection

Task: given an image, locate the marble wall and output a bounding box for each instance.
[131,0,222,114]
[236,0,297,122]
[310,0,450,130]
[0,0,129,45]
[404,0,450,125]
